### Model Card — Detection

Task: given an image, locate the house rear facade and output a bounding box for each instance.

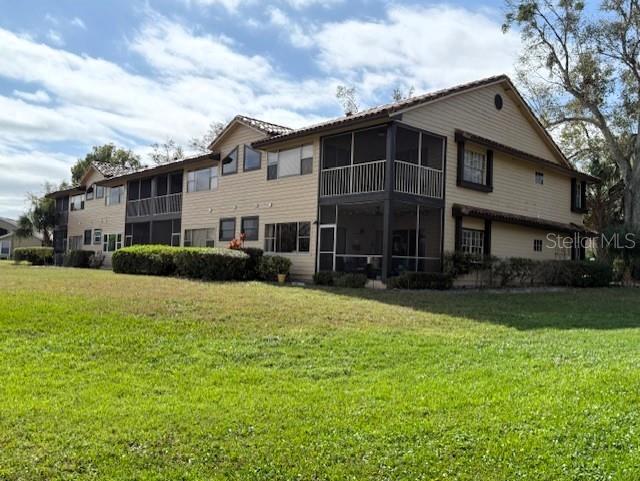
[47,75,596,281]
[0,217,42,259]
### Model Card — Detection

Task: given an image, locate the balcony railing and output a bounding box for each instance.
[394,161,443,199]
[127,192,182,218]
[320,160,386,197]
[320,160,443,199]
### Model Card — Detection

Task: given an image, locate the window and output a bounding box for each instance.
[184,228,215,247]
[222,147,238,175]
[463,150,487,185]
[187,167,218,192]
[86,186,94,201]
[106,186,124,206]
[244,146,261,171]
[535,171,544,185]
[93,229,102,245]
[534,239,543,252]
[241,216,259,241]
[69,235,83,251]
[267,145,313,180]
[102,233,122,252]
[264,222,311,253]
[95,185,104,199]
[0,240,9,256]
[395,127,444,169]
[460,228,484,256]
[70,194,85,211]
[219,218,236,241]
[83,229,92,246]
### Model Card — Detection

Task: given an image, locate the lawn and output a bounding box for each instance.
[1,261,640,480]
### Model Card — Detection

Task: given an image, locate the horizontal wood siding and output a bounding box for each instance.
[67,169,126,266]
[402,83,585,258]
[181,124,320,280]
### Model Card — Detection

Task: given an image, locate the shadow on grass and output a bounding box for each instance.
[301,285,640,331]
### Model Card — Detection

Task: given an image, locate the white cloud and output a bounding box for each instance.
[266,7,313,48]
[284,0,343,9]
[185,0,252,13]
[311,5,520,96]
[71,17,87,30]
[46,29,65,46]
[12,89,51,103]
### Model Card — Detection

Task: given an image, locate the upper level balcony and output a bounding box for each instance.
[126,170,183,220]
[319,124,444,200]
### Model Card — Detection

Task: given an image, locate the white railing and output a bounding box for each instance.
[394,160,443,199]
[320,160,386,197]
[127,192,182,217]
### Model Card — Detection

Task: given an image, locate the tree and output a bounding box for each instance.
[189,121,225,153]
[503,0,640,231]
[150,139,185,165]
[392,86,415,102]
[71,144,141,184]
[15,186,56,246]
[336,85,359,115]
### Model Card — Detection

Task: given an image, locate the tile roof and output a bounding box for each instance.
[235,115,293,136]
[91,162,137,178]
[253,75,511,147]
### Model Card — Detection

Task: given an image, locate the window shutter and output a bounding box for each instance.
[570,178,577,211]
[454,216,462,251]
[486,150,494,189]
[456,139,465,186]
[484,219,492,256]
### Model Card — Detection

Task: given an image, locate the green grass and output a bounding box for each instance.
[1,261,640,480]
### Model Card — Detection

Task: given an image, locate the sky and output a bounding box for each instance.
[0,0,521,219]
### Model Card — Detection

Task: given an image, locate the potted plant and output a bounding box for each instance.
[260,255,292,284]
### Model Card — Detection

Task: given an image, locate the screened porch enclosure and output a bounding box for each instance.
[318,202,443,279]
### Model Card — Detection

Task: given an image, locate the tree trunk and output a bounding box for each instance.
[624,176,640,232]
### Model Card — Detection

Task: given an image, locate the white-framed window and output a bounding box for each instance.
[264,222,311,253]
[187,167,218,192]
[106,186,124,206]
[535,171,544,185]
[0,240,11,256]
[95,185,104,199]
[103,233,122,252]
[463,150,487,185]
[460,228,484,256]
[267,144,313,180]
[93,229,102,245]
[184,228,215,247]
[70,194,85,211]
[534,239,543,252]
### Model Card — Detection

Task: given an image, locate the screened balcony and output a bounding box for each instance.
[126,171,183,219]
[319,124,444,199]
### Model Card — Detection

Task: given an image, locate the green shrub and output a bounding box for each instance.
[239,247,264,280]
[333,273,368,288]
[493,257,536,287]
[89,252,105,269]
[259,255,292,281]
[387,272,453,290]
[63,250,94,268]
[534,260,612,288]
[313,271,337,286]
[13,247,53,265]
[174,248,248,281]
[112,245,178,276]
[444,252,496,277]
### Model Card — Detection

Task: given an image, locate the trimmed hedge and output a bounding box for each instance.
[63,250,94,268]
[112,245,178,276]
[535,260,612,288]
[259,255,292,281]
[13,247,53,265]
[174,248,248,281]
[387,272,454,290]
[334,273,368,288]
[313,271,368,288]
[238,247,264,280]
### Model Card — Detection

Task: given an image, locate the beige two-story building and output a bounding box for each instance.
[48,75,596,281]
